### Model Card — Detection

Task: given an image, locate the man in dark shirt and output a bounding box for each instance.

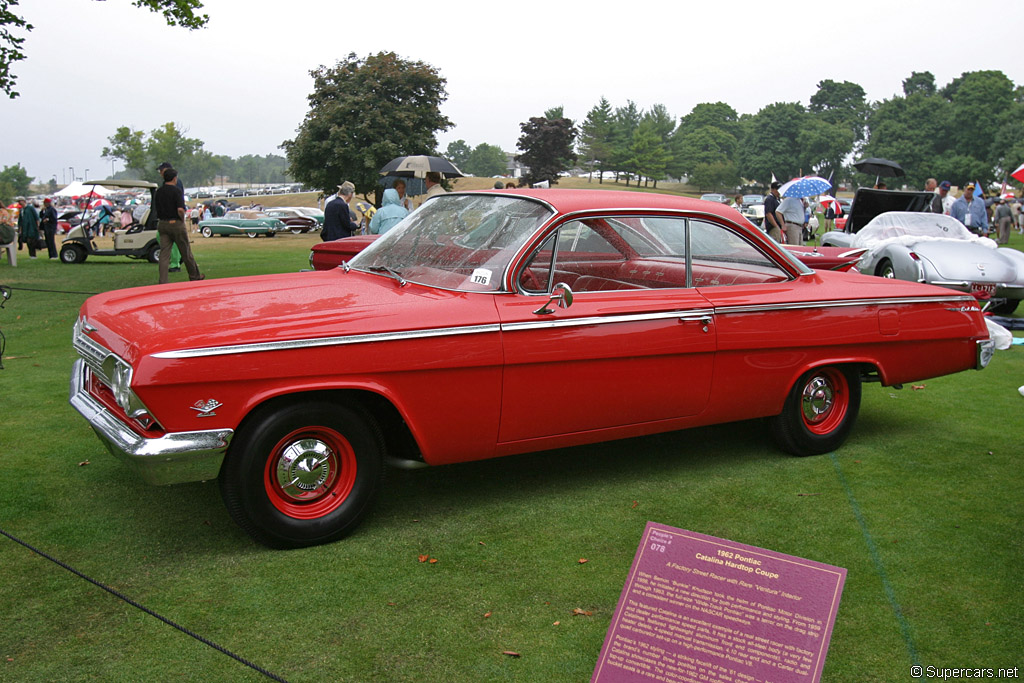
[322,181,359,241]
[763,181,784,242]
[155,167,204,284]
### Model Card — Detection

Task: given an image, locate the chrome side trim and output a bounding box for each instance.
[69,359,232,485]
[713,295,976,316]
[147,295,977,360]
[503,309,715,332]
[152,323,502,359]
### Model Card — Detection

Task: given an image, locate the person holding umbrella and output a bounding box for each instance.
[424,172,447,199]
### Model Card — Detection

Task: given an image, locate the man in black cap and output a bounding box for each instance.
[157,162,186,271]
[763,181,784,242]
[154,167,203,284]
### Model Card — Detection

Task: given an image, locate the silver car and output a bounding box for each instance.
[824,211,1024,315]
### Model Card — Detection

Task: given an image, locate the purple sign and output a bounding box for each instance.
[592,523,846,683]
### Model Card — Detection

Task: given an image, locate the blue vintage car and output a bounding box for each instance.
[199,210,283,238]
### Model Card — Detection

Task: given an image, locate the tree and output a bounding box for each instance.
[862,91,952,188]
[809,79,869,145]
[102,122,217,184]
[1,0,208,98]
[445,140,471,169]
[578,97,615,182]
[515,114,577,186]
[903,71,936,97]
[608,101,641,183]
[628,118,672,188]
[283,52,451,200]
[669,103,739,183]
[102,126,149,177]
[0,162,31,204]
[0,162,31,194]
[463,143,507,178]
[735,102,809,184]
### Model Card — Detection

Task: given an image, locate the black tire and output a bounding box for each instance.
[201,227,213,238]
[146,243,160,263]
[875,258,895,279]
[986,298,1019,316]
[60,244,87,264]
[770,366,861,456]
[265,231,276,238]
[219,400,385,549]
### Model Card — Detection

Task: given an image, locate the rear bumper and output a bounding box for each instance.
[69,359,232,485]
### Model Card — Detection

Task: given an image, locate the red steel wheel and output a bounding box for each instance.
[771,365,861,457]
[220,400,384,548]
[263,426,358,519]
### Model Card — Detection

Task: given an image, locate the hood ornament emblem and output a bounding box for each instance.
[191,399,223,417]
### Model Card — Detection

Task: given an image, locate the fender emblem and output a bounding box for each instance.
[191,399,223,417]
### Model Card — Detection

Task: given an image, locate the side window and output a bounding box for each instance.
[519,233,555,293]
[688,219,789,286]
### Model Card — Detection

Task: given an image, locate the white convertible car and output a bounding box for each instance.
[824,207,1024,315]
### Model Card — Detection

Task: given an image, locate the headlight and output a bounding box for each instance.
[102,356,134,413]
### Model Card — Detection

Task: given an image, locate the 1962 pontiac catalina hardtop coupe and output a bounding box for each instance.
[70,190,993,548]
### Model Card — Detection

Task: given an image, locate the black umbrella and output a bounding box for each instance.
[379,155,464,178]
[853,157,905,178]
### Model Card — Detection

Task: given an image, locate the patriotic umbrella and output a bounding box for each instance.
[779,175,832,198]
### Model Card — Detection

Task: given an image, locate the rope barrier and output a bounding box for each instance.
[0,526,289,682]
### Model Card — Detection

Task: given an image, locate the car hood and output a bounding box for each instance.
[913,241,1019,282]
[80,270,498,364]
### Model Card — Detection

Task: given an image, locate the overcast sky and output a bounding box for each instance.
[2,0,1021,185]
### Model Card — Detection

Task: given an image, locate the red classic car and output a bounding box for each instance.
[70,190,993,548]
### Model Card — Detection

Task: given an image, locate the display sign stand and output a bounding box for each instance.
[593,522,846,683]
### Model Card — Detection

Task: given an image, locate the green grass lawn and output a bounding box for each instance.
[0,229,1021,682]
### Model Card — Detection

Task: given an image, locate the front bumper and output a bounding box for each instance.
[69,359,233,485]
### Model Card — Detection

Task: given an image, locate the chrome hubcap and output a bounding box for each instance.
[801,376,834,424]
[276,439,333,500]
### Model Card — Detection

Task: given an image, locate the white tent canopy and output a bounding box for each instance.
[53,181,112,197]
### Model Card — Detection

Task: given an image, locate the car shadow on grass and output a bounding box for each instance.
[81,418,780,553]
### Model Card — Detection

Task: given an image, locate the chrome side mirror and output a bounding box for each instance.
[533,282,574,315]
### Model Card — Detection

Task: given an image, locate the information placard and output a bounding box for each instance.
[592,523,846,683]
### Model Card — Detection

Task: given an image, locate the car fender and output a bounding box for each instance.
[880,246,920,280]
[995,246,1024,282]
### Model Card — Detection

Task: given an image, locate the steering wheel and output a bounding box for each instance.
[519,268,545,292]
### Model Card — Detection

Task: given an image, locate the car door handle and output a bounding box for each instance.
[678,315,713,331]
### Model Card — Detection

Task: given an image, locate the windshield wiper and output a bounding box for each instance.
[366,265,407,286]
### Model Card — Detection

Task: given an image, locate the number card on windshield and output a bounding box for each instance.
[592,522,846,683]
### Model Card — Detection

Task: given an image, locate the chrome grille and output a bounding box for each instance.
[73,317,115,385]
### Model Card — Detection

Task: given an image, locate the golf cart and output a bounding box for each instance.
[60,179,160,264]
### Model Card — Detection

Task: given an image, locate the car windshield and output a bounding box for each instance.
[349,194,554,292]
[853,211,982,247]
[743,195,764,205]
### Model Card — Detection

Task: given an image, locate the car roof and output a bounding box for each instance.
[82,178,159,190]
[448,189,742,221]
